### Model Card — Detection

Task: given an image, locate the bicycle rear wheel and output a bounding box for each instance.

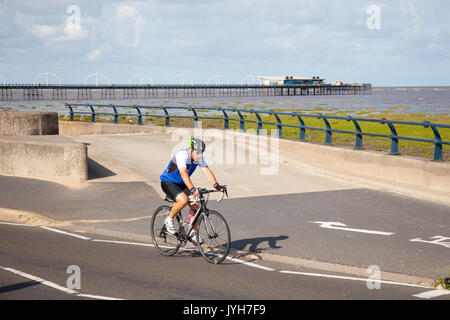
[197,210,231,264]
[151,205,180,256]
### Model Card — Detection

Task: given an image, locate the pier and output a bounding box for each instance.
[0,83,371,101]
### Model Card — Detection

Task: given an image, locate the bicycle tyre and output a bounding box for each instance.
[151,205,180,256]
[197,210,231,264]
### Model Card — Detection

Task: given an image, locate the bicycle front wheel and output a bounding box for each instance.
[151,205,180,256]
[197,210,231,264]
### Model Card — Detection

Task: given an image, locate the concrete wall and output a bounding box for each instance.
[0,115,86,182]
[277,138,450,200]
[0,111,59,136]
[0,136,87,180]
[59,120,165,136]
[58,121,450,202]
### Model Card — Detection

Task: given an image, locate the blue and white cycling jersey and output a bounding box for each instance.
[160,148,208,184]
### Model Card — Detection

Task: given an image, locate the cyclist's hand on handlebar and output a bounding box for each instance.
[214,183,227,194]
[189,187,199,204]
[190,187,199,197]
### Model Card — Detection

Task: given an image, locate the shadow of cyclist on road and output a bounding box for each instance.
[231,235,289,253]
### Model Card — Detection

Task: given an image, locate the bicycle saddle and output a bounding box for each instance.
[164,197,175,203]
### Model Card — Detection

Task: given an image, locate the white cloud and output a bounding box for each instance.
[30,23,87,42]
[116,4,138,20]
[30,24,60,39]
[87,48,102,62]
[55,26,87,41]
[114,3,145,48]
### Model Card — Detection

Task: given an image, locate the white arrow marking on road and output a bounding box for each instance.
[413,289,450,299]
[308,221,395,236]
[409,236,450,248]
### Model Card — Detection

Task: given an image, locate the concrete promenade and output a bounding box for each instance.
[1,121,449,287]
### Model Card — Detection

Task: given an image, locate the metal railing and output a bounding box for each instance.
[65,103,449,161]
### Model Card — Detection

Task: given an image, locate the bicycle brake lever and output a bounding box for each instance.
[189,195,199,205]
[217,188,228,202]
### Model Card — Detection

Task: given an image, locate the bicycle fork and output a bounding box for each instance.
[202,211,218,239]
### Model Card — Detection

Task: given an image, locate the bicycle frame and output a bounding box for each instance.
[176,188,226,245]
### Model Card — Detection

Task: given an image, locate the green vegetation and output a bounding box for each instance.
[433,275,450,290]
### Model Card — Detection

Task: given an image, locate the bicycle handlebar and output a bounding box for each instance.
[189,186,228,205]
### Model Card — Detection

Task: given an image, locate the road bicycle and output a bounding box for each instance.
[151,187,231,264]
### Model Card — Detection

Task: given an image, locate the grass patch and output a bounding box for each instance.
[433,276,450,290]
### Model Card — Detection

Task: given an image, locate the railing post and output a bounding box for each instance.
[236,110,245,132]
[161,106,170,127]
[89,104,96,122]
[424,121,443,161]
[219,108,229,129]
[251,110,263,135]
[272,111,282,137]
[292,112,306,141]
[135,106,143,125]
[347,116,363,150]
[67,104,74,121]
[381,118,400,155]
[111,105,118,124]
[319,114,332,144]
[191,107,199,128]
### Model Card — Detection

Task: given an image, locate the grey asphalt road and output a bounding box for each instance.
[0,223,445,301]
[1,175,449,281]
[1,132,449,300]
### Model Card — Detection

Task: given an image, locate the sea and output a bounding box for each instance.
[1,86,449,118]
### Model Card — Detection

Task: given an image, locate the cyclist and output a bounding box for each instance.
[160,137,226,244]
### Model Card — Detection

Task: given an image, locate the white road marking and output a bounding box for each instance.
[92,239,154,247]
[226,257,275,272]
[279,270,430,289]
[0,221,36,227]
[40,226,91,240]
[0,266,77,295]
[94,239,275,271]
[413,289,450,299]
[409,236,450,249]
[308,221,395,236]
[76,293,125,300]
[0,266,125,300]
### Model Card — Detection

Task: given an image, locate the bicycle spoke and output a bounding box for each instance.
[197,210,230,264]
[151,205,180,256]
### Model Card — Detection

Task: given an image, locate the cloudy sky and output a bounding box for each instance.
[0,0,449,86]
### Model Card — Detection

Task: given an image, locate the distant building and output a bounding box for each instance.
[332,80,343,86]
[259,76,325,86]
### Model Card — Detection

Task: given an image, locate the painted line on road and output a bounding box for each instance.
[0,266,77,295]
[0,266,125,300]
[308,221,395,236]
[226,256,275,272]
[0,221,36,227]
[93,239,275,271]
[76,293,125,300]
[92,239,154,247]
[413,289,450,299]
[40,226,91,240]
[279,270,431,289]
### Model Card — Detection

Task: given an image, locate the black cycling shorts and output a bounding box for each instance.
[161,181,190,201]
